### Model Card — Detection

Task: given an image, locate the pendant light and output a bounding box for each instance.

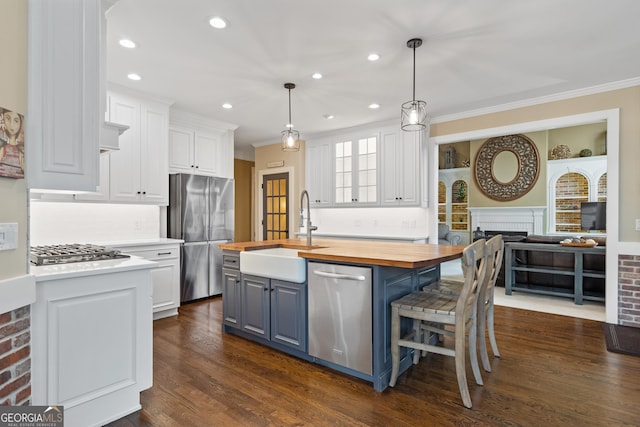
[281,82,301,151]
[401,38,427,131]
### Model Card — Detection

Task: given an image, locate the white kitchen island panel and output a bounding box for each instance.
[31,258,155,427]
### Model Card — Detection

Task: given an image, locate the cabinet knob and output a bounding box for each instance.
[191,165,195,168]
[195,165,199,168]
[137,191,141,195]
[263,287,269,292]
[143,191,146,195]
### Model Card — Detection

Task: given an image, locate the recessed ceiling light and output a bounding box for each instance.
[368,53,380,61]
[127,73,141,81]
[368,103,380,109]
[209,16,227,29]
[222,103,233,109]
[323,114,335,120]
[119,39,136,49]
[312,72,322,79]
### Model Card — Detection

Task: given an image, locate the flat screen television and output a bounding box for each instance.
[580,202,606,231]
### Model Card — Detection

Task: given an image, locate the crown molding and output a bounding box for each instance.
[431,78,640,124]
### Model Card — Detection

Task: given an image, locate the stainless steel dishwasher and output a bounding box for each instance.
[308,261,373,375]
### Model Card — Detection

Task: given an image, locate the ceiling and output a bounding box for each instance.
[105,0,640,154]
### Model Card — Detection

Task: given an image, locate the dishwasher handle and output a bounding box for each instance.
[312,270,366,281]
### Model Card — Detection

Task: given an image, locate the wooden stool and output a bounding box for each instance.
[423,234,504,372]
[388,239,486,408]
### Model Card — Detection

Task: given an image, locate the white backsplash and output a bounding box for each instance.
[30,202,161,245]
[310,207,429,238]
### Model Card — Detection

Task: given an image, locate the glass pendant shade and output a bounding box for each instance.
[401,38,427,132]
[281,82,301,151]
[401,100,427,131]
[281,128,301,151]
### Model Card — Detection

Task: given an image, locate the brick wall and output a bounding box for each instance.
[619,255,640,327]
[0,306,31,405]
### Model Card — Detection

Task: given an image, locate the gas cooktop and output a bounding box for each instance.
[30,243,130,266]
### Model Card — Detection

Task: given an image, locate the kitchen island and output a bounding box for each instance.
[219,238,463,391]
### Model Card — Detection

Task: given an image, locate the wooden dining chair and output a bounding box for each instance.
[423,234,504,372]
[388,239,486,409]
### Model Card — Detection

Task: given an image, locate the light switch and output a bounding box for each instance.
[0,223,18,250]
[636,219,640,231]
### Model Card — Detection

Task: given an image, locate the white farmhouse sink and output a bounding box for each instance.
[240,248,306,283]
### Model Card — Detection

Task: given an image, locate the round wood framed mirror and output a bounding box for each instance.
[474,134,540,201]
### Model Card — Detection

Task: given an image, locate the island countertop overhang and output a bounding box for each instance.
[219,238,464,269]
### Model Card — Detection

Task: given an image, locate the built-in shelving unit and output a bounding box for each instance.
[547,156,607,234]
[438,168,470,243]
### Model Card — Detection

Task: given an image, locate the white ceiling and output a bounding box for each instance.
[105,0,640,152]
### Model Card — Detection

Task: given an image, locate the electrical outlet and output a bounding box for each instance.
[0,223,18,251]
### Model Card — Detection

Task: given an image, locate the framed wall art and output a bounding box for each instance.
[474,134,539,201]
[0,106,25,179]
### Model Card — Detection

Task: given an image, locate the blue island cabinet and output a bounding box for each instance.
[221,250,441,391]
[230,273,308,356]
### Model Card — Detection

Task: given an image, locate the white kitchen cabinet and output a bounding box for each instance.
[108,90,171,204]
[27,0,104,191]
[31,260,154,427]
[305,139,332,207]
[169,126,221,176]
[169,109,237,179]
[74,153,111,201]
[334,133,379,206]
[111,241,181,320]
[381,128,421,206]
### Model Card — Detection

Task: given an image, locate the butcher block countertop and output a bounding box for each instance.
[218,238,464,269]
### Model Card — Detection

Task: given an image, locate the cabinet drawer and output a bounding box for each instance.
[117,245,180,261]
[223,252,240,270]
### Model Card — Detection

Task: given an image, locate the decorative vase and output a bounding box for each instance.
[550,144,571,160]
[579,148,592,157]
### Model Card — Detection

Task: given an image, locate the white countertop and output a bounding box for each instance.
[30,256,158,281]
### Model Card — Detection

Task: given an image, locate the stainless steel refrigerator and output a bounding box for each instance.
[168,174,234,302]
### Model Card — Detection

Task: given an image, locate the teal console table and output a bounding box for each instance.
[504,242,605,305]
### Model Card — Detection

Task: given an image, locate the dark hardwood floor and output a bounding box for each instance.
[110,297,640,427]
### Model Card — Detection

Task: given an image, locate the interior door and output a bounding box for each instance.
[262,172,289,240]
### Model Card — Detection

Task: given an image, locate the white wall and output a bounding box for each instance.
[310,207,429,239]
[30,202,160,245]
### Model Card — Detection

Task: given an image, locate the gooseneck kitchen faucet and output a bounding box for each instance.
[300,190,318,246]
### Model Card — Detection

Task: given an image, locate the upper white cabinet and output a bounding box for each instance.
[334,133,379,206]
[27,0,103,191]
[169,110,237,179]
[108,89,171,204]
[381,128,421,206]
[169,127,220,176]
[304,124,424,208]
[305,139,332,207]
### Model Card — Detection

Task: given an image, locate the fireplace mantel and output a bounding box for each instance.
[469,206,546,235]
